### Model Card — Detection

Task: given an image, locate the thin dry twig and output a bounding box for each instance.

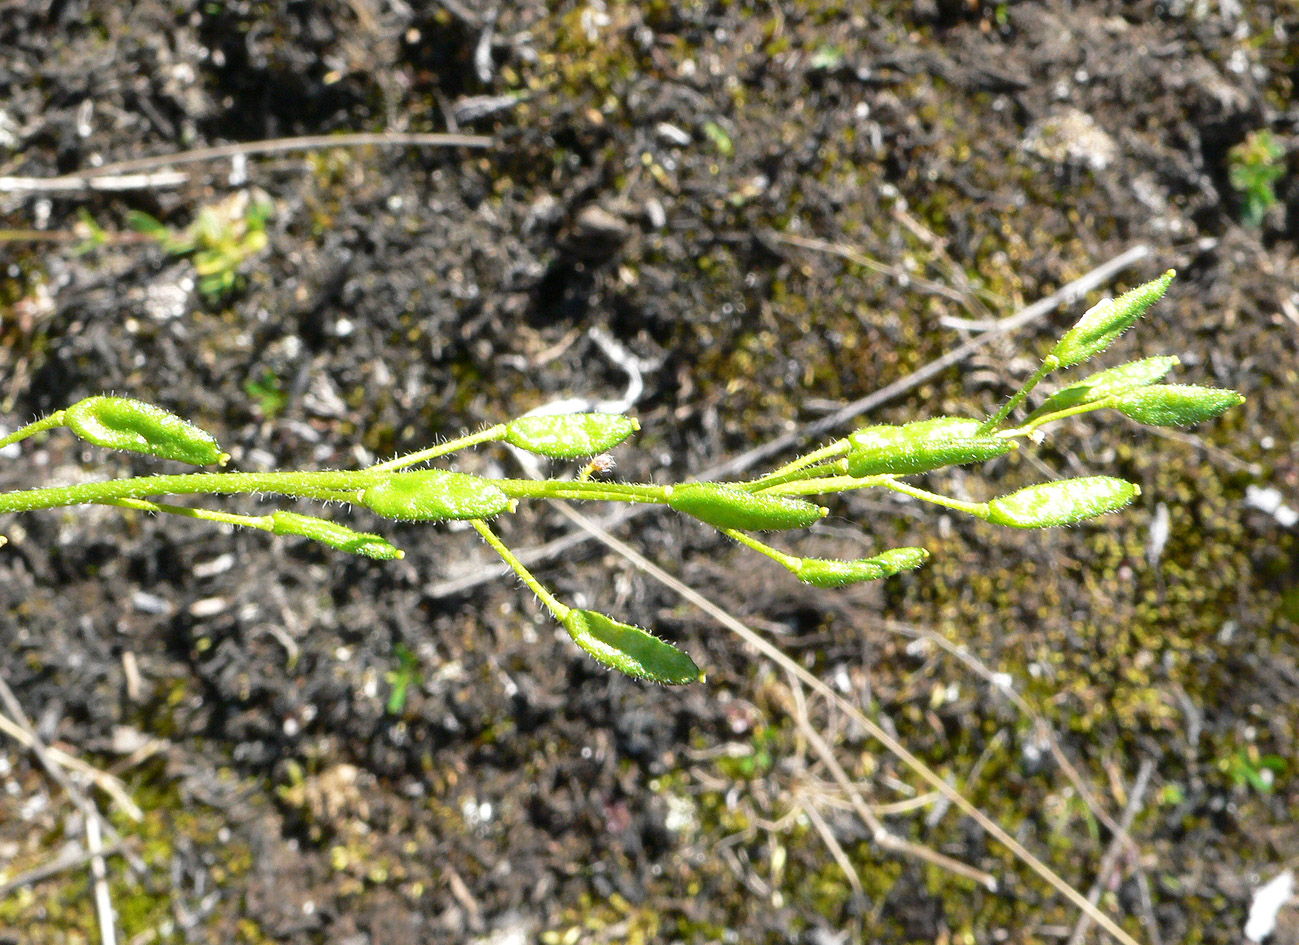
[1065,760,1156,945]
[428,244,1153,599]
[0,131,492,194]
[87,811,119,945]
[0,673,145,873]
[551,501,1146,945]
[0,839,125,899]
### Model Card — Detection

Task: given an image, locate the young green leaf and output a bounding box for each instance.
[847,418,1014,477]
[666,483,827,531]
[986,476,1139,528]
[563,609,702,684]
[794,547,930,587]
[360,470,510,521]
[1110,385,1245,427]
[269,511,403,560]
[1050,271,1175,368]
[1023,356,1180,424]
[504,412,639,459]
[64,396,228,466]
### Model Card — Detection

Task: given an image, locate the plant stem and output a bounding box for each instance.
[495,479,669,504]
[369,424,508,471]
[0,412,66,451]
[104,497,275,531]
[880,480,990,518]
[976,355,1059,434]
[752,440,849,485]
[722,528,800,571]
[742,459,850,493]
[470,519,569,621]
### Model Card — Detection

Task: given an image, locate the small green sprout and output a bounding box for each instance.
[0,273,1243,683]
[385,643,422,714]
[1228,130,1286,227]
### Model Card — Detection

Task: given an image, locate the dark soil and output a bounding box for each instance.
[1,2,1297,943]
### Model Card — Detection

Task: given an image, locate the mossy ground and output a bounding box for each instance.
[2,1,1297,942]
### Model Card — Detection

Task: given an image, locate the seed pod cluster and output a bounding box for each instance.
[64,396,227,466]
[360,470,510,521]
[666,483,827,531]
[986,476,1139,528]
[1025,356,1180,423]
[847,417,1013,478]
[270,511,402,560]
[563,609,702,685]
[505,412,638,459]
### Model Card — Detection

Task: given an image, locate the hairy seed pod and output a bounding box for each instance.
[1110,384,1244,427]
[269,511,402,560]
[666,483,827,531]
[64,396,228,465]
[563,609,702,684]
[1025,356,1180,423]
[847,418,1013,478]
[986,476,1139,528]
[1050,271,1175,368]
[360,470,510,521]
[795,547,930,587]
[505,413,639,459]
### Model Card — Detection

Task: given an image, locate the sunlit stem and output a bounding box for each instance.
[496,479,669,504]
[0,411,66,451]
[880,480,990,519]
[742,458,850,493]
[759,474,893,498]
[470,518,570,621]
[976,355,1059,434]
[722,528,800,572]
[755,439,850,484]
[104,497,276,531]
[997,397,1116,438]
[369,424,508,472]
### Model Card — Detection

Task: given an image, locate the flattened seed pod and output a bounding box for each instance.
[847,417,1012,478]
[64,396,227,466]
[666,483,827,531]
[1024,356,1180,423]
[505,412,639,459]
[563,609,702,684]
[795,547,930,587]
[360,470,510,521]
[1050,271,1175,368]
[270,511,403,560]
[1110,384,1244,427]
[986,476,1139,528]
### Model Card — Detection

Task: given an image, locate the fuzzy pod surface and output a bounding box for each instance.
[986,476,1139,528]
[1050,271,1175,368]
[847,418,1013,477]
[270,511,402,559]
[666,483,827,531]
[505,412,638,458]
[360,470,510,521]
[64,396,227,466]
[795,547,930,587]
[563,609,702,684]
[1025,356,1180,423]
[1110,385,1245,427]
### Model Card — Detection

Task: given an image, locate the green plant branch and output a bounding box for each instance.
[470,518,569,621]
[0,411,67,450]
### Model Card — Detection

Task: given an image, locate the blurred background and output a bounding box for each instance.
[0,2,1296,943]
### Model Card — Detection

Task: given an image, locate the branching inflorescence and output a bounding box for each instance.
[0,272,1243,684]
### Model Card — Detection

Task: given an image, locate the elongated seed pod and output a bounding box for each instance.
[563,609,702,684]
[64,396,228,465]
[986,476,1139,528]
[666,483,827,531]
[505,413,639,458]
[360,470,510,521]
[1024,356,1180,423]
[1110,384,1244,427]
[847,418,1013,478]
[269,511,402,560]
[794,547,930,587]
[1050,271,1175,368]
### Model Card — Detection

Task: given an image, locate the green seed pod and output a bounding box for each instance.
[1024,356,1180,423]
[666,483,827,531]
[563,609,702,685]
[795,547,930,587]
[64,396,228,466]
[360,470,510,521]
[1109,384,1245,427]
[505,412,639,459]
[269,511,403,560]
[1050,271,1175,368]
[986,476,1139,529]
[847,418,1013,478]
